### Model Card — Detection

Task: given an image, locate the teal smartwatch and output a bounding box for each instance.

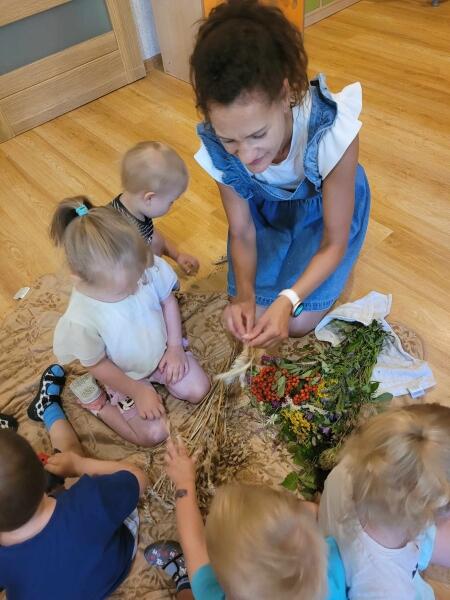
[278,289,304,318]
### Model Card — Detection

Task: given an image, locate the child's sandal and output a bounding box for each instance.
[27,364,66,422]
[41,364,66,388]
[144,541,190,592]
[0,413,18,431]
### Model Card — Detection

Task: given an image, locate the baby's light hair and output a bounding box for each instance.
[50,196,151,284]
[121,141,188,195]
[342,403,450,537]
[205,483,327,600]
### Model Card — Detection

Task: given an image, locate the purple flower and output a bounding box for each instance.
[321,426,331,436]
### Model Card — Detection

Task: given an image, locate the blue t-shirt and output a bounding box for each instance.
[191,537,347,600]
[0,471,139,600]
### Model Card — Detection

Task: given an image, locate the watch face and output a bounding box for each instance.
[293,303,304,318]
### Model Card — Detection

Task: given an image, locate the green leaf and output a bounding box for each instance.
[370,381,380,392]
[301,369,315,378]
[372,392,393,403]
[281,472,299,491]
[277,375,286,398]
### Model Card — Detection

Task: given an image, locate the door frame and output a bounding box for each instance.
[0,0,145,142]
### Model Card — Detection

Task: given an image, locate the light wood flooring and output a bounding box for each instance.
[0,0,449,409]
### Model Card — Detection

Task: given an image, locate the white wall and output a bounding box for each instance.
[130,0,160,60]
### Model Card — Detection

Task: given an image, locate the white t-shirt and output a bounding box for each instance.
[195,82,362,191]
[53,256,177,380]
[318,459,436,600]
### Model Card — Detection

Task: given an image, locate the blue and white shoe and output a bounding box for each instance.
[0,413,18,431]
[27,364,66,422]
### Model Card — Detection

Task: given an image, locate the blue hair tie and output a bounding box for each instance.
[75,204,89,217]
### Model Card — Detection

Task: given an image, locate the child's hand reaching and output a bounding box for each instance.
[133,383,165,420]
[177,253,199,276]
[165,437,196,490]
[158,345,189,384]
[45,451,81,478]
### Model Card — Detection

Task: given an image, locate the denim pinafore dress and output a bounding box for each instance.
[197,75,371,311]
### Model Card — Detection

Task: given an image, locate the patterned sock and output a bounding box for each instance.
[42,395,66,431]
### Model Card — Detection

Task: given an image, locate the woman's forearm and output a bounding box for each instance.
[291,240,348,301]
[229,231,257,301]
[174,482,210,579]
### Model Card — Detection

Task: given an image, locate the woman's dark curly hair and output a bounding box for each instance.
[190,0,309,118]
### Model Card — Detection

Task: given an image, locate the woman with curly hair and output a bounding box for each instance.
[191,0,370,347]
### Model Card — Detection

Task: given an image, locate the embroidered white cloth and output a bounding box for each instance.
[315,291,436,397]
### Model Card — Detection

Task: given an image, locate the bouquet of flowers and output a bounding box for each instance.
[247,320,393,496]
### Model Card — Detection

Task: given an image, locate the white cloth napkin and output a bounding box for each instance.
[314,292,435,397]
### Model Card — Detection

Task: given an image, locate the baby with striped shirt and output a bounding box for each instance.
[110,141,199,276]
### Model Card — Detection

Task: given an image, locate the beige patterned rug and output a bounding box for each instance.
[0,272,448,598]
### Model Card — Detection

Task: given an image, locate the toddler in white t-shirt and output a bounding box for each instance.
[319,403,450,600]
[51,196,210,447]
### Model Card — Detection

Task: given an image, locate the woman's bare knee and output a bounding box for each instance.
[288,308,329,338]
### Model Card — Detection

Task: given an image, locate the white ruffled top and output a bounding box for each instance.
[195,81,362,191]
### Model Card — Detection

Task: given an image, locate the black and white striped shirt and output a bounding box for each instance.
[109,195,154,245]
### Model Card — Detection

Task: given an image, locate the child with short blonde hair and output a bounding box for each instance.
[319,403,450,599]
[145,439,346,600]
[110,141,199,276]
[51,196,210,448]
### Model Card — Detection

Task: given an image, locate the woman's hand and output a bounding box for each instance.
[223,297,256,340]
[133,383,165,420]
[165,437,197,490]
[158,345,189,384]
[244,295,292,348]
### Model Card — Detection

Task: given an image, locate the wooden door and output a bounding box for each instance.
[203,0,304,32]
[0,0,145,142]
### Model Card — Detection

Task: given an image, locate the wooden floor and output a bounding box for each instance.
[0,0,449,407]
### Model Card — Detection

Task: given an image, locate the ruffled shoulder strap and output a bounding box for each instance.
[303,74,338,190]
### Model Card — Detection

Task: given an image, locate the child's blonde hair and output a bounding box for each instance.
[121,141,188,195]
[50,196,151,284]
[205,483,327,600]
[342,403,450,537]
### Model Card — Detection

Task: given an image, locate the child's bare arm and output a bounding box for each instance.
[159,295,189,384]
[153,228,199,275]
[89,357,165,420]
[45,452,149,495]
[161,294,183,347]
[431,516,450,568]
[165,438,210,578]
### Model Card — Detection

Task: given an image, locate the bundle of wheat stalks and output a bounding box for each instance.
[145,345,260,515]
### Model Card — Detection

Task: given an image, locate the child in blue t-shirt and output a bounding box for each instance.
[0,364,155,600]
[146,438,347,600]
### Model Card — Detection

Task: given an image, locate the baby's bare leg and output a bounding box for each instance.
[48,419,84,456]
